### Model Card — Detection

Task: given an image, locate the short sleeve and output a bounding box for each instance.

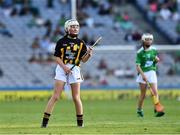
[79,41,87,59]
[136,53,141,65]
[54,40,62,57]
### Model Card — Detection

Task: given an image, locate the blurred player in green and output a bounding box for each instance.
[136,33,165,117]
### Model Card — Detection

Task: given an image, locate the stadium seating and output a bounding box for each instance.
[0,0,179,89]
[136,0,180,44]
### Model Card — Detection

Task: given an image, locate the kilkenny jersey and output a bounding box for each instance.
[136,46,158,72]
[54,35,87,66]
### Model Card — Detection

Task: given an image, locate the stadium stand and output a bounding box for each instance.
[0,0,179,89]
[136,0,180,44]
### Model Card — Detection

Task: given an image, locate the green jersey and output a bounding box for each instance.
[136,46,158,72]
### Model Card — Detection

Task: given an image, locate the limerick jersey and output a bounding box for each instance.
[136,46,158,72]
[54,35,87,66]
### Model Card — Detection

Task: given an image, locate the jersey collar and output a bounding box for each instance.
[142,46,152,51]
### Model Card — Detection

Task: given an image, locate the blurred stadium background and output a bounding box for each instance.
[0,0,180,90]
[0,0,180,134]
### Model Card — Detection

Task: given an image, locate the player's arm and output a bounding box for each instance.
[154,49,160,63]
[154,56,160,63]
[80,41,93,63]
[55,57,71,74]
[136,64,147,82]
[54,40,71,74]
[136,53,147,82]
[81,46,93,63]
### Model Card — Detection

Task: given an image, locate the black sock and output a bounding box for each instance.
[41,112,51,127]
[77,114,83,126]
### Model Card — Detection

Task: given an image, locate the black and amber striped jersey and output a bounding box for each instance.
[54,35,87,66]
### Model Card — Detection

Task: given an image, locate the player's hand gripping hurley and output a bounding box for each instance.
[66,36,102,87]
[70,36,102,70]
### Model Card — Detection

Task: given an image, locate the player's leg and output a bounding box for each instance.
[137,83,147,117]
[149,82,159,104]
[148,71,165,117]
[71,83,84,127]
[149,83,165,117]
[41,80,65,127]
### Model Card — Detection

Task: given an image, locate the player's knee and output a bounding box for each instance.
[72,96,80,103]
[139,92,145,99]
[52,94,60,101]
[141,94,146,100]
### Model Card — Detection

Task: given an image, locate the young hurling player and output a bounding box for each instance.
[41,19,93,127]
[136,33,165,117]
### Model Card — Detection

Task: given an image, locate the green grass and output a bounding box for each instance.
[0,98,180,134]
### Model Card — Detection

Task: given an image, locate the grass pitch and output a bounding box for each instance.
[0,98,180,134]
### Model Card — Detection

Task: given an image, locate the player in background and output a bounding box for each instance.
[136,33,165,117]
[41,19,92,127]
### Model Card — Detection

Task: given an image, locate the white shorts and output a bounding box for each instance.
[55,64,83,84]
[136,70,157,84]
